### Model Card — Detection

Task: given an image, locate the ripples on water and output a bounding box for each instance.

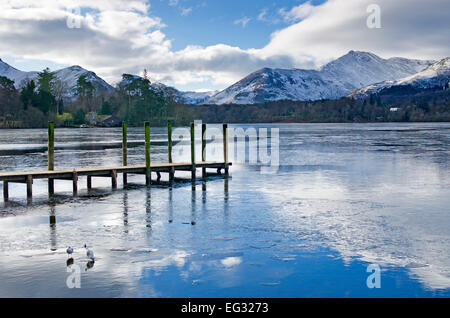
[0,123,449,297]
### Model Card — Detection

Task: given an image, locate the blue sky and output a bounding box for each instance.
[149,0,325,51]
[0,0,448,92]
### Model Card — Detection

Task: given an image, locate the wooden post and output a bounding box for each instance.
[168,123,174,181]
[223,124,229,175]
[168,123,173,164]
[122,122,128,186]
[72,171,78,195]
[111,170,117,189]
[3,181,8,201]
[202,123,206,178]
[48,122,55,195]
[145,122,151,186]
[190,122,196,180]
[26,175,33,198]
[87,176,92,190]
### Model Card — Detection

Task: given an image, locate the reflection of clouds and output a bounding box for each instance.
[261,154,450,290]
[221,257,242,268]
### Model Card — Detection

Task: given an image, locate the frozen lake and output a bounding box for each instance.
[0,123,449,297]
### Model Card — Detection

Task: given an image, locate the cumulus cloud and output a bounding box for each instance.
[263,0,450,65]
[0,0,448,90]
[279,1,315,22]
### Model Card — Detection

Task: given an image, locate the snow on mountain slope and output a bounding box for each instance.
[54,65,114,98]
[0,59,113,99]
[0,58,38,88]
[181,90,219,104]
[205,51,434,105]
[351,57,450,98]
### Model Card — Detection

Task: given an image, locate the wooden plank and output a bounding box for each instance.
[0,162,232,180]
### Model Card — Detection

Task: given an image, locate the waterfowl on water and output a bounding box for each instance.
[84,244,95,260]
[66,246,74,258]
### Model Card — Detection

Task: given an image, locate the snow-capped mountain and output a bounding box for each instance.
[204,51,434,105]
[53,65,114,98]
[351,57,450,98]
[0,59,113,100]
[0,58,38,88]
[180,90,219,104]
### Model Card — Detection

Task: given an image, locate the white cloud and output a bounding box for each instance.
[279,1,315,22]
[0,0,448,91]
[181,7,192,16]
[234,16,251,28]
[257,8,268,21]
[263,0,450,66]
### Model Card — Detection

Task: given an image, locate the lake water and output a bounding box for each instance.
[0,123,449,297]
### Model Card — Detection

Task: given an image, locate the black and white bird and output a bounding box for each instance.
[84,244,94,261]
[66,246,74,258]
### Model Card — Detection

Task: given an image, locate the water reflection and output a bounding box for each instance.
[145,189,152,232]
[49,204,57,251]
[123,192,129,233]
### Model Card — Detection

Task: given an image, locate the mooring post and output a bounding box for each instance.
[72,170,78,195]
[3,181,8,201]
[111,170,118,189]
[145,122,151,186]
[223,124,229,175]
[190,122,196,180]
[87,176,92,190]
[48,121,55,195]
[26,175,33,198]
[202,123,206,179]
[122,122,128,186]
[168,123,174,181]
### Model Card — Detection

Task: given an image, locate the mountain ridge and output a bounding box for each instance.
[204,51,435,104]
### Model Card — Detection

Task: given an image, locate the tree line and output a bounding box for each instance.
[1,71,449,128]
[0,70,197,128]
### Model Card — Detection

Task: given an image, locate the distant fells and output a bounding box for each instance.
[204,51,437,104]
[1,51,448,105]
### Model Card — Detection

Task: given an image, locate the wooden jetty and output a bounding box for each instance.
[0,122,231,201]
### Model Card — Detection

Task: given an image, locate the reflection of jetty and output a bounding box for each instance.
[0,122,231,201]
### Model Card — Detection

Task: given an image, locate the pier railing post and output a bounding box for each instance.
[202,123,206,178]
[48,121,54,195]
[122,122,128,186]
[3,181,8,201]
[190,122,196,180]
[168,123,174,181]
[145,122,151,186]
[223,124,229,175]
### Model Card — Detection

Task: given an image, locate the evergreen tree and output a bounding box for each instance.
[19,80,37,110]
